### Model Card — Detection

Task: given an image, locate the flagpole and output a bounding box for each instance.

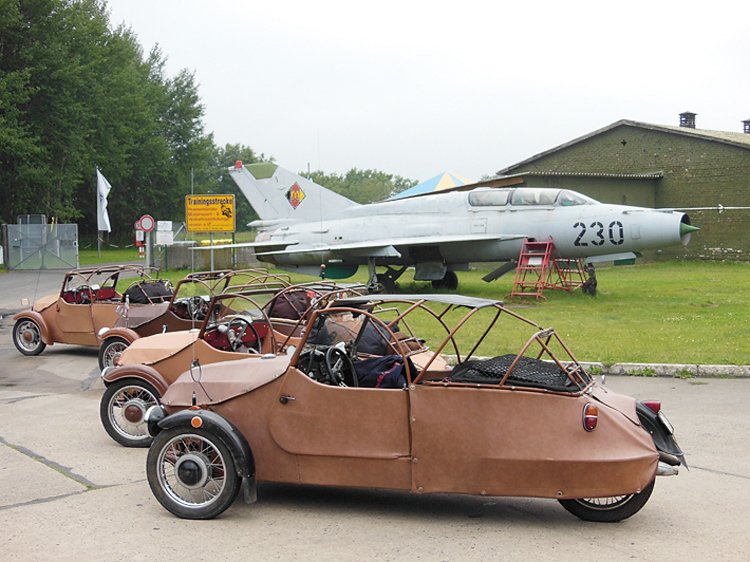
[96,169,101,257]
[96,170,101,257]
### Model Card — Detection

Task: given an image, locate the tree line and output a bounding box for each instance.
[0,0,416,240]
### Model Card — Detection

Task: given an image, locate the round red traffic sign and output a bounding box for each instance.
[139,214,155,233]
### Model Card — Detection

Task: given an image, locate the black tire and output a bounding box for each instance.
[147,427,241,519]
[431,271,458,291]
[558,480,655,522]
[13,318,46,356]
[98,337,130,370]
[100,378,159,447]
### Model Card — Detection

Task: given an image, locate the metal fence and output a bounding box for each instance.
[4,223,79,270]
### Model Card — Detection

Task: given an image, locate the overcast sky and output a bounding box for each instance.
[106,0,750,182]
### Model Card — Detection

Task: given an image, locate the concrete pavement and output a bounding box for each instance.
[1,341,749,560]
[1,267,750,559]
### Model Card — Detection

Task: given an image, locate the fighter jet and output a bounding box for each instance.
[202,161,698,291]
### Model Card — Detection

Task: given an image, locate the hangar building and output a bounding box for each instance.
[489,113,750,260]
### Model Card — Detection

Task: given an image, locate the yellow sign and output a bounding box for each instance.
[185,195,236,233]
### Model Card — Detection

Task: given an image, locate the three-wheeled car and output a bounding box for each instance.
[12,265,170,362]
[99,282,363,447]
[96,268,291,369]
[143,294,685,521]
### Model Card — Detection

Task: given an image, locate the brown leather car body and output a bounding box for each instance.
[13,266,165,348]
[155,297,659,501]
[97,271,283,346]
[102,285,357,393]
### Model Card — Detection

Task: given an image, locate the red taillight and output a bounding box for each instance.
[643,400,661,413]
[583,403,598,431]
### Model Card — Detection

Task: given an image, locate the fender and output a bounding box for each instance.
[100,363,169,396]
[12,310,53,346]
[150,407,257,502]
[98,326,140,344]
[636,400,687,468]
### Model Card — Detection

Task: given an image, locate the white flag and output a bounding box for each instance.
[96,168,112,232]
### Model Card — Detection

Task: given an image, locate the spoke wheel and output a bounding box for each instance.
[147,427,240,519]
[98,337,130,370]
[100,379,159,447]
[13,319,46,356]
[558,480,655,522]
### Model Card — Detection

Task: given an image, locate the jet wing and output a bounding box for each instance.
[256,233,526,258]
[190,240,299,251]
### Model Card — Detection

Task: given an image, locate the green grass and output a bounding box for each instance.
[78,248,750,365]
[299,260,750,365]
[79,246,141,265]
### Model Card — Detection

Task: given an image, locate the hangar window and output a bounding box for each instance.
[468,189,510,206]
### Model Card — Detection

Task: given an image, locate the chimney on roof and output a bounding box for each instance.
[743,119,750,134]
[679,112,697,128]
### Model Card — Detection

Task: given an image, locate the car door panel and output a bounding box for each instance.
[268,368,411,487]
[55,299,96,344]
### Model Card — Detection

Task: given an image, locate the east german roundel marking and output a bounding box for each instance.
[286,182,306,209]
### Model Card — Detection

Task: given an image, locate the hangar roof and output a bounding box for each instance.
[496,119,750,175]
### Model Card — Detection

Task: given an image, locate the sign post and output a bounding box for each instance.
[138,214,155,267]
[185,195,236,270]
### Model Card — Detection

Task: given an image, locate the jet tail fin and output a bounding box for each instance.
[229,161,358,223]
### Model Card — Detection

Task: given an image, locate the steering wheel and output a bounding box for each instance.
[75,285,93,304]
[228,317,261,353]
[186,296,209,320]
[325,346,357,387]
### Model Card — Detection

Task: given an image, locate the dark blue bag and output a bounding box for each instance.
[354,355,413,389]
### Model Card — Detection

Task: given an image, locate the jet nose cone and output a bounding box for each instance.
[680,223,700,236]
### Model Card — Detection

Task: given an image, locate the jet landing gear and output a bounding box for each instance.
[365,262,460,293]
[581,263,597,296]
[431,271,458,290]
[366,262,407,293]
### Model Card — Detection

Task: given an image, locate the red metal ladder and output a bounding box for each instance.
[511,239,586,299]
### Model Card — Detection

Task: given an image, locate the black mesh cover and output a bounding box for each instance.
[123,280,172,304]
[448,354,576,391]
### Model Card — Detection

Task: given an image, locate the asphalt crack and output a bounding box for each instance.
[689,464,750,480]
[0,490,90,512]
[81,367,103,391]
[0,435,101,490]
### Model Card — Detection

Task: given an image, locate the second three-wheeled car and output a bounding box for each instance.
[99,282,363,447]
